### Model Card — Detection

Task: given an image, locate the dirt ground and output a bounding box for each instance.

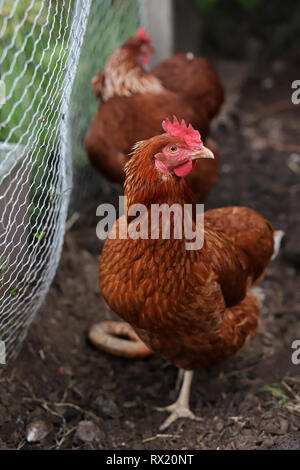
[0,61,299,450]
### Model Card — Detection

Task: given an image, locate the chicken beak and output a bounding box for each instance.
[191,146,214,160]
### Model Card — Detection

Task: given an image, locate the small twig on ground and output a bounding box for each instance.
[17,438,26,450]
[16,377,38,401]
[285,376,300,384]
[142,433,180,443]
[22,396,97,423]
[246,127,300,153]
[244,100,296,125]
[281,380,299,400]
[274,378,300,416]
[53,401,86,413]
[54,425,77,449]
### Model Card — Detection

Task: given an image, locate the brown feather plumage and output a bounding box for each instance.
[99,133,275,371]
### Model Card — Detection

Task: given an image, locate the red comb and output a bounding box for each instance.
[136,27,152,45]
[162,116,203,147]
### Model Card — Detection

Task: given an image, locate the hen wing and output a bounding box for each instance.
[205,206,274,280]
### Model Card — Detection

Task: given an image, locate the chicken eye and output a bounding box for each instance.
[169,145,178,153]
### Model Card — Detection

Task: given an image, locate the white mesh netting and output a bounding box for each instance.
[0,0,144,363]
[0,0,92,362]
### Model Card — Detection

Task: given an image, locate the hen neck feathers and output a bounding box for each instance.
[101,47,164,101]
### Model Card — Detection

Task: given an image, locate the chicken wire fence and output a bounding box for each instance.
[0,0,144,364]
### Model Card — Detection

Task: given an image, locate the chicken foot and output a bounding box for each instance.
[156,370,201,430]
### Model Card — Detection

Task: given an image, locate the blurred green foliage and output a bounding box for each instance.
[0,1,72,144]
[196,0,300,59]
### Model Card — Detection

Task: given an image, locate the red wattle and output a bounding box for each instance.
[174,160,195,178]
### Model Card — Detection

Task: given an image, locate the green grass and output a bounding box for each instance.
[258,383,288,407]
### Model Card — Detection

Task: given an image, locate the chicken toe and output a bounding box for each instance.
[156,370,201,430]
[159,404,201,431]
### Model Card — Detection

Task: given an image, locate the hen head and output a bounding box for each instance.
[122,27,154,67]
[157,116,214,178]
[125,117,214,206]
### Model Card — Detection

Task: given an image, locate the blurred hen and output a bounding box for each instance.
[85,28,224,202]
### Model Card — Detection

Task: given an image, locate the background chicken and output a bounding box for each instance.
[153,51,224,129]
[85,28,224,202]
[89,117,282,430]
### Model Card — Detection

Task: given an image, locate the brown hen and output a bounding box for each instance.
[89,118,280,430]
[85,28,224,202]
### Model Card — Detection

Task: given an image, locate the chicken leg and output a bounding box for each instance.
[157,370,201,430]
[175,368,184,392]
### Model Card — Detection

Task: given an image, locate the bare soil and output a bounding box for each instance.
[0,61,299,450]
